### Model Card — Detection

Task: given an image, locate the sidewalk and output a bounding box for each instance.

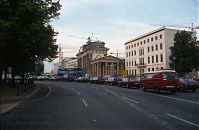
[0,85,40,115]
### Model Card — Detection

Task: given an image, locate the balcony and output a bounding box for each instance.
[135,63,146,68]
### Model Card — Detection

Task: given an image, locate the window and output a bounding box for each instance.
[152,68,154,71]
[129,52,130,57]
[156,55,158,63]
[137,42,139,46]
[156,45,158,50]
[134,50,136,55]
[126,46,128,50]
[144,40,146,44]
[160,43,162,50]
[129,62,131,66]
[148,68,150,72]
[132,70,134,75]
[148,57,150,64]
[126,62,128,66]
[131,45,133,48]
[140,41,142,45]
[160,54,163,62]
[151,37,153,42]
[132,61,133,66]
[134,60,136,65]
[161,67,164,70]
[135,69,137,76]
[155,36,158,40]
[151,46,154,52]
[152,56,154,63]
[148,47,150,52]
[126,53,128,57]
[160,34,162,39]
[129,45,130,49]
[147,39,149,43]
[134,44,136,47]
[132,51,133,56]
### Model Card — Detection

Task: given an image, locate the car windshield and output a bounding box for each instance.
[162,72,177,80]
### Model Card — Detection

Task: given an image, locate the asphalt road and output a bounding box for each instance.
[1,81,199,130]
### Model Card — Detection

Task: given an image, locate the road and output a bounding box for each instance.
[1,81,199,130]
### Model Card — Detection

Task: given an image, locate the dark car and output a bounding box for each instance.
[105,77,122,86]
[179,77,199,92]
[90,77,106,84]
[75,77,89,83]
[118,77,140,89]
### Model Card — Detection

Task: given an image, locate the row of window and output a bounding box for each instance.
[148,67,164,72]
[126,43,163,57]
[126,34,163,50]
[127,66,164,76]
[126,54,163,67]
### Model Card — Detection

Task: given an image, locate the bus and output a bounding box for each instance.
[57,68,84,78]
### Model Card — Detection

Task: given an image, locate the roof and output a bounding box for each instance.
[125,27,166,45]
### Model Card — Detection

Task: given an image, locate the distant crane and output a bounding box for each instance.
[110,50,124,57]
[150,23,199,32]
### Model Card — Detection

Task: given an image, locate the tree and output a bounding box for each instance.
[169,31,199,76]
[0,0,61,86]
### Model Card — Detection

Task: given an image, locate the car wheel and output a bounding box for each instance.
[192,89,196,92]
[155,88,160,94]
[171,89,176,94]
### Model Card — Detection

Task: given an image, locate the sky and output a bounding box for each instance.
[44,0,199,73]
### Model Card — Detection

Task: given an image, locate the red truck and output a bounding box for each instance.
[140,70,179,94]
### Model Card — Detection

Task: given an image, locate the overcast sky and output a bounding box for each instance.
[44,0,199,73]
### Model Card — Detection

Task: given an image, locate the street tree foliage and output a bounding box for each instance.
[169,31,199,75]
[0,0,61,83]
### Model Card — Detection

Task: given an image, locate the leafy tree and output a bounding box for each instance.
[170,31,199,76]
[0,0,61,85]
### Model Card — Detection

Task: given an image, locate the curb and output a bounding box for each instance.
[0,85,41,115]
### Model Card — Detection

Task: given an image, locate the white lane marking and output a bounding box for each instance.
[76,91,80,95]
[46,86,51,97]
[92,119,97,122]
[167,113,199,128]
[82,99,88,107]
[123,96,139,104]
[145,92,199,105]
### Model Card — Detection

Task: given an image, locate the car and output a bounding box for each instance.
[90,77,106,84]
[118,77,140,89]
[140,70,179,94]
[105,76,122,86]
[179,77,199,92]
[75,77,90,83]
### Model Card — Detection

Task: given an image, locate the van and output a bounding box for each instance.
[140,70,179,93]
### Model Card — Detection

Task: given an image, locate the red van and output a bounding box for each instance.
[140,70,179,94]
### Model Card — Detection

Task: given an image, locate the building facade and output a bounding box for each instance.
[125,27,196,76]
[76,41,109,75]
[66,58,78,68]
[91,55,125,77]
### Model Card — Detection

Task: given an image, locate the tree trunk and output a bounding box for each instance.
[12,73,15,88]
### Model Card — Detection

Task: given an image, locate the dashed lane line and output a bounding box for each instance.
[82,98,88,107]
[167,113,199,128]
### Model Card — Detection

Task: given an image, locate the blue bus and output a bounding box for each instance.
[57,68,84,77]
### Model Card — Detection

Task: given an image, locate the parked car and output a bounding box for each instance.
[75,77,90,83]
[179,77,199,92]
[90,77,106,84]
[118,77,140,89]
[140,70,179,94]
[105,77,122,86]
